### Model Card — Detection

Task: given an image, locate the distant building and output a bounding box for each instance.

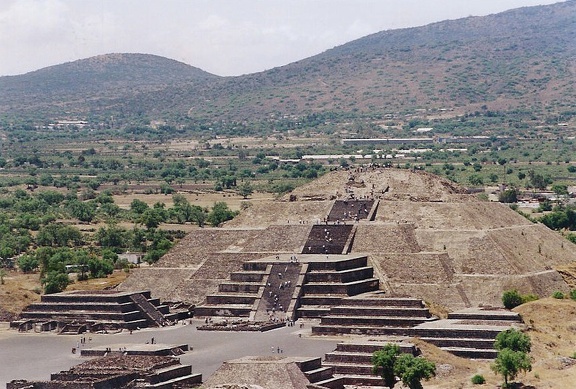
[118,252,145,264]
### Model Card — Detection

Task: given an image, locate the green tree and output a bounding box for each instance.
[372,344,401,388]
[130,198,149,214]
[68,200,96,223]
[527,170,551,190]
[491,348,531,388]
[140,209,164,229]
[36,224,83,247]
[42,271,70,294]
[95,224,127,249]
[237,182,254,199]
[492,328,532,388]
[0,268,6,285]
[494,329,531,353]
[468,174,484,186]
[498,188,518,203]
[552,184,568,197]
[394,354,436,389]
[207,202,238,227]
[17,254,38,273]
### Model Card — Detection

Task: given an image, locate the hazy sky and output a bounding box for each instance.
[0,0,566,77]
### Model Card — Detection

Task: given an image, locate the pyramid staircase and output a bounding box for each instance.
[303,225,354,254]
[327,199,375,222]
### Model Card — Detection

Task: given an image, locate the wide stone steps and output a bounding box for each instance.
[307,256,368,272]
[319,315,435,327]
[420,336,496,349]
[22,302,136,313]
[303,225,354,255]
[322,362,375,376]
[313,376,346,389]
[327,200,374,222]
[299,295,344,306]
[305,267,374,283]
[218,282,262,293]
[205,293,258,305]
[303,366,334,383]
[194,304,253,317]
[334,341,417,354]
[329,306,430,317]
[411,327,504,339]
[325,352,379,364]
[230,271,267,282]
[338,374,386,387]
[296,357,343,389]
[441,347,498,359]
[150,364,192,384]
[447,311,522,322]
[147,373,203,388]
[296,306,331,318]
[21,310,144,322]
[312,324,415,336]
[337,297,425,308]
[302,278,380,296]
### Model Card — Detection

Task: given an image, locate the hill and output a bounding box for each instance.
[0,53,219,119]
[1,1,575,126]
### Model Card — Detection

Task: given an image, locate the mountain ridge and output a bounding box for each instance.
[1,1,574,125]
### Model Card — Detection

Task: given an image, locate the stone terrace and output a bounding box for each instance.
[12,291,184,333]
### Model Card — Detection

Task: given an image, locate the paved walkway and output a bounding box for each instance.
[0,319,338,387]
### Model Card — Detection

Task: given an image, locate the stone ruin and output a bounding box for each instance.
[10,290,191,334]
[7,354,202,389]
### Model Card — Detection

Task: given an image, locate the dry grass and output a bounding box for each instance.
[0,270,128,320]
[112,190,274,211]
[0,271,41,320]
[415,298,576,388]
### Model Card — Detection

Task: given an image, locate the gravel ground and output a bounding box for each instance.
[0,318,337,387]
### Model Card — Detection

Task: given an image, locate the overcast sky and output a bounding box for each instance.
[0,0,566,77]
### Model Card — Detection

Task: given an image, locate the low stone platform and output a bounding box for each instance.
[413,307,523,359]
[11,290,188,333]
[7,355,202,389]
[80,343,190,357]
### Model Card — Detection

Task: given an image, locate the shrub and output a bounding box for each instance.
[522,294,539,303]
[502,290,523,309]
[570,289,576,301]
[502,290,540,308]
[552,291,565,299]
[471,374,486,384]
